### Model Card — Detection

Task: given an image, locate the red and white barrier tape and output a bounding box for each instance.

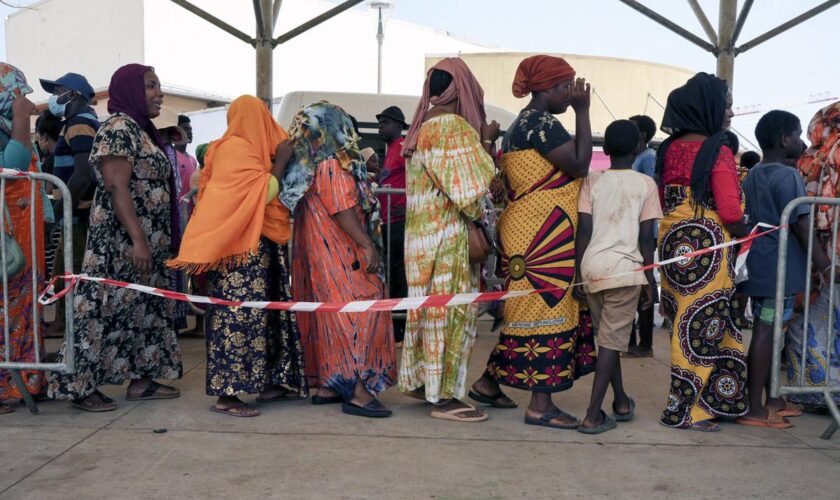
[37,223,779,312]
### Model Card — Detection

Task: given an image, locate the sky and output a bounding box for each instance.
[3,0,838,150]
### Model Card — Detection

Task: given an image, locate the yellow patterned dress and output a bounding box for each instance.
[658,141,748,428]
[486,109,596,393]
[400,114,495,403]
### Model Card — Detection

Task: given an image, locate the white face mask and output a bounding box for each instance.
[47,90,74,117]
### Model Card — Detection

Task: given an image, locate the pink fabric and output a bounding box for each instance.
[175,150,198,201]
[403,57,486,157]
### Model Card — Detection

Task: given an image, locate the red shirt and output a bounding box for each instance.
[377,137,406,223]
[661,139,743,224]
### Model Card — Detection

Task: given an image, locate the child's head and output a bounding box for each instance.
[629,115,656,145]
[755,110,803,161]
[740,150,760,170]
[603,120,641,163]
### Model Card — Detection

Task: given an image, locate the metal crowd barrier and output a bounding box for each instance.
[1,170,74,414]
[771,196,840,440]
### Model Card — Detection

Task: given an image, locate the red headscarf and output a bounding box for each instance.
[403,57,486,158]
[512,55,576,98]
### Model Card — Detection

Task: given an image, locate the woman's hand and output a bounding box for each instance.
[570,78,591,112]
[272,140,294,180]
[362,242,380,274]
[131,239,153,273]
[481,120,501,144]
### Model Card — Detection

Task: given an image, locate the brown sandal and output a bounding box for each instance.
[210,402,260,417]
[0,402,14,415]
[736,410,793,429]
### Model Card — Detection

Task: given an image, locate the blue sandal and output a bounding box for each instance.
[578,410,617,434]
[613,397,635,422]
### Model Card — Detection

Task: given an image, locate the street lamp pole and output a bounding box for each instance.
[368,0,393,94]
[376,5,384,93]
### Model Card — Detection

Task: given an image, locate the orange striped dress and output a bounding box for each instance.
[292,158,396,401]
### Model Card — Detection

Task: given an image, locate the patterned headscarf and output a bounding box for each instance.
[283,101,382,249]
[0,63,33,148]
[798,101,840,230]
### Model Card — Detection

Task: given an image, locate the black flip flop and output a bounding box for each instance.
[341,399,393,418]
[578,410,617,434]
[311,395,343,405]
[524,407,580,429]
[126,381,180,401]
[468,389,518,409]
[612,397,635,422]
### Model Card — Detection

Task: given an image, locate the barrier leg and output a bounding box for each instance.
[9,369,39,414]
[820,389,839,440]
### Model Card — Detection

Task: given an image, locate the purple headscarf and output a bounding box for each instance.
[107,64,165,150]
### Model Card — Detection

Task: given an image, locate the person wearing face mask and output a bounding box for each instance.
[39,73,100,337]
[48,64,182,412]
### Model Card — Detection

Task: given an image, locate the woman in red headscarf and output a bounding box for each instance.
[469,55,598,430]
[48,65,182,411]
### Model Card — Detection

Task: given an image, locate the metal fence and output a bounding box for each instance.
[1,170,75,414]
[771,196,840,440]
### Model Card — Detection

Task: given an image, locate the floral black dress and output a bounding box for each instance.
[49,113,182,400]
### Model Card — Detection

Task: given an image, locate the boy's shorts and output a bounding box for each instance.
[751,295,795,326]
[586,285,642,352]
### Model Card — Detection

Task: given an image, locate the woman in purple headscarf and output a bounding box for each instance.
[49,65,182,411]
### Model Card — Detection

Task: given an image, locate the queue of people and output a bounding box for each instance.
[1,57,839,434]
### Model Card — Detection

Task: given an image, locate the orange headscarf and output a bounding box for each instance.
[168,95,290,273]
[512,55,576,98]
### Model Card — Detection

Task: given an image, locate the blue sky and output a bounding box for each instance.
[3,0,838,148]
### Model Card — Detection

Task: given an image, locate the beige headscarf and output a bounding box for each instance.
[403,57,487,158]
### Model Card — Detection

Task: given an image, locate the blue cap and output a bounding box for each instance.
[39,73,95,100]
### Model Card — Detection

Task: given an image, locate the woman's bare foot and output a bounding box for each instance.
[432,399,486,420]
[211,396,259,417]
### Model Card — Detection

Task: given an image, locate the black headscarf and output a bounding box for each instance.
[654,72,730,205]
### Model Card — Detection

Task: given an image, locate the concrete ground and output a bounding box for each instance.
[1,319,838,500]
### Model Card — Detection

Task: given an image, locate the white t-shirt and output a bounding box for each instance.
[579,169,663,293]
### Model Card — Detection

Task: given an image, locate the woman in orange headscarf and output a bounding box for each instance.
[470,55,597,430]
[171,95,307,417]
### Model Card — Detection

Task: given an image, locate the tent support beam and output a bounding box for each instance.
[273,0,364,46]
[736,0,840,54]
[686,0,717,45]
[616,0,716,53]
[169,0,254,46]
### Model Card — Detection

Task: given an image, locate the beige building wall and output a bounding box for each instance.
[427,52,696,139]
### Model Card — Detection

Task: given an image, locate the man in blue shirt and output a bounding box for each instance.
[40,72,100,336]
[626,115,657,357]
[738,110,835,429]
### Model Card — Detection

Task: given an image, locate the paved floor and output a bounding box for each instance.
[1,319,838,499]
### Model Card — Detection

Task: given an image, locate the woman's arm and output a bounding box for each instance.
[711,151,747,237]
[10,95,35,155]
[101,157,152,272]
[333,209,379,273]
[544,79,592,179]
[572,212,592,301]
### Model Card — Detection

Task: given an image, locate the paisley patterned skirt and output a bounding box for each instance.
[658,186,749,427]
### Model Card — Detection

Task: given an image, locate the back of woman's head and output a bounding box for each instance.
[662,72,728,137]
[429,69,453,98]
